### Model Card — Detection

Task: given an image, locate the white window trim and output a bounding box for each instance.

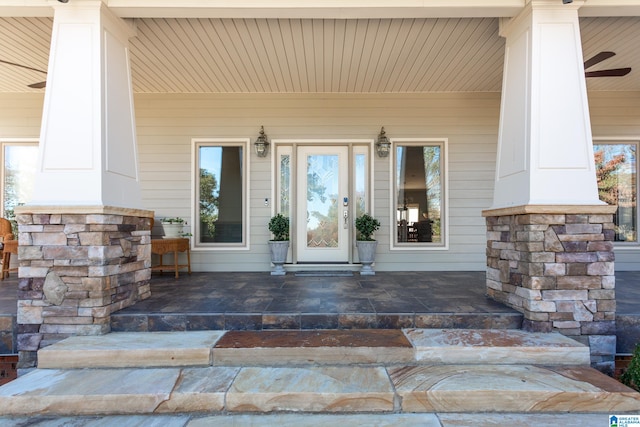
[593,136,640,249]
[191,138,251,251]
[389,137,449,251]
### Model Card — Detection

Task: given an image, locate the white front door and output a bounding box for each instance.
[296,146,350,263]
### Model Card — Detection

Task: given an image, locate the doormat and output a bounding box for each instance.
[295,271,354,277]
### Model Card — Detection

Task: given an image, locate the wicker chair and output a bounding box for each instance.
[0,218,16,280]
[0,218,14,242]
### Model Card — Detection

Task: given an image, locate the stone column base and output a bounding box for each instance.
[483,204,617,374]
[15,205,153,368]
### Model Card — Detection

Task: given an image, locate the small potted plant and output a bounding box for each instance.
[161,217,185,238]
[268,213,290,275]
[355,213,380,275]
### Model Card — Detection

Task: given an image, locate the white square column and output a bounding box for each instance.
[491,0,603,209]
[31,0,142,209]
[15,1,153,370]
[485,1,617,374]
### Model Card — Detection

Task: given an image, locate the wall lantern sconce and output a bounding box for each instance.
[376,127,391,158]
[254,126,270,157]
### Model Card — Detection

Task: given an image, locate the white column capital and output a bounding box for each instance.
[47,0,136,39]
[500,0,586,38]
[491,1,603,209]
[527,0,585,8]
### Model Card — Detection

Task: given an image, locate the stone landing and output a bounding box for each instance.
[1,329,638,418]
[0,413,624,426]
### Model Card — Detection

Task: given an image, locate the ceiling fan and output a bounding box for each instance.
[584,51,631,78]
[0,59,47,88]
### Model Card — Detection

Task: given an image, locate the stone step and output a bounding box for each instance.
[37,329,591,369]
[110,311,524,333]
[2,329,637,417]
[405,328,591,365]
[38,331,222,369]
[0,413,617,426]
[1,364,638,416]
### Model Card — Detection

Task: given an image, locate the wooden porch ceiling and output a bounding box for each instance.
[0,13,637,93]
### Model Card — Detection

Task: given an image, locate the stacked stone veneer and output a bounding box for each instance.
[484,207,617,374]
[15,208,153,368]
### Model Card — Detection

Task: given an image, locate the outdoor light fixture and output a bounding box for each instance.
[58,0,69,3]
[562,0,573,3]
[376,127,391,158]
[254,126,270,157]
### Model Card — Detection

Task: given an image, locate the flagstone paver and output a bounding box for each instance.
[38,331,225,368]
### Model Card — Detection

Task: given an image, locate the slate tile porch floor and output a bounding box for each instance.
[1,270,640,334]
[110,271,524,332]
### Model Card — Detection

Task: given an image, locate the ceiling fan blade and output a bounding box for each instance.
[0,59,47,75]
[585,67,632,78]
[28,81,46,89]
[584,51,616,70]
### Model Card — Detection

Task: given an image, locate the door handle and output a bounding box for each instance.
[343,210,348,228]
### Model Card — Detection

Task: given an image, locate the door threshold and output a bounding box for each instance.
[284,263,360,273]
[294,271,354,277]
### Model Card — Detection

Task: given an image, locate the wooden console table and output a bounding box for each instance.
[151,237,191,278]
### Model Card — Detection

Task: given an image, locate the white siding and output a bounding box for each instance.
[135,92,500,271]
[0,93,44,137]
[1,91,639,271]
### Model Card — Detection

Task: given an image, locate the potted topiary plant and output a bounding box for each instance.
[161,217,185,238]
[268,213,290,275]
[355,213,381,275]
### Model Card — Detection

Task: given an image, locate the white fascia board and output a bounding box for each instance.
[4,0,639,19]
[580,0,640,17]
[92,0,526,19]
[0,0,51,17]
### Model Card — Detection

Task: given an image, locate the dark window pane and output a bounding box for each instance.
[198,145,244,244]
[395,144,442,244]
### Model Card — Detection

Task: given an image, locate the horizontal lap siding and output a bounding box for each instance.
[136,92,500,272]
[0,92,638,271]
[0,93,44,137]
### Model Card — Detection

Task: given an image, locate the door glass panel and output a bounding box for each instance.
[355,152,366,218]
[280,154,291,217]
[306,154,339,248]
